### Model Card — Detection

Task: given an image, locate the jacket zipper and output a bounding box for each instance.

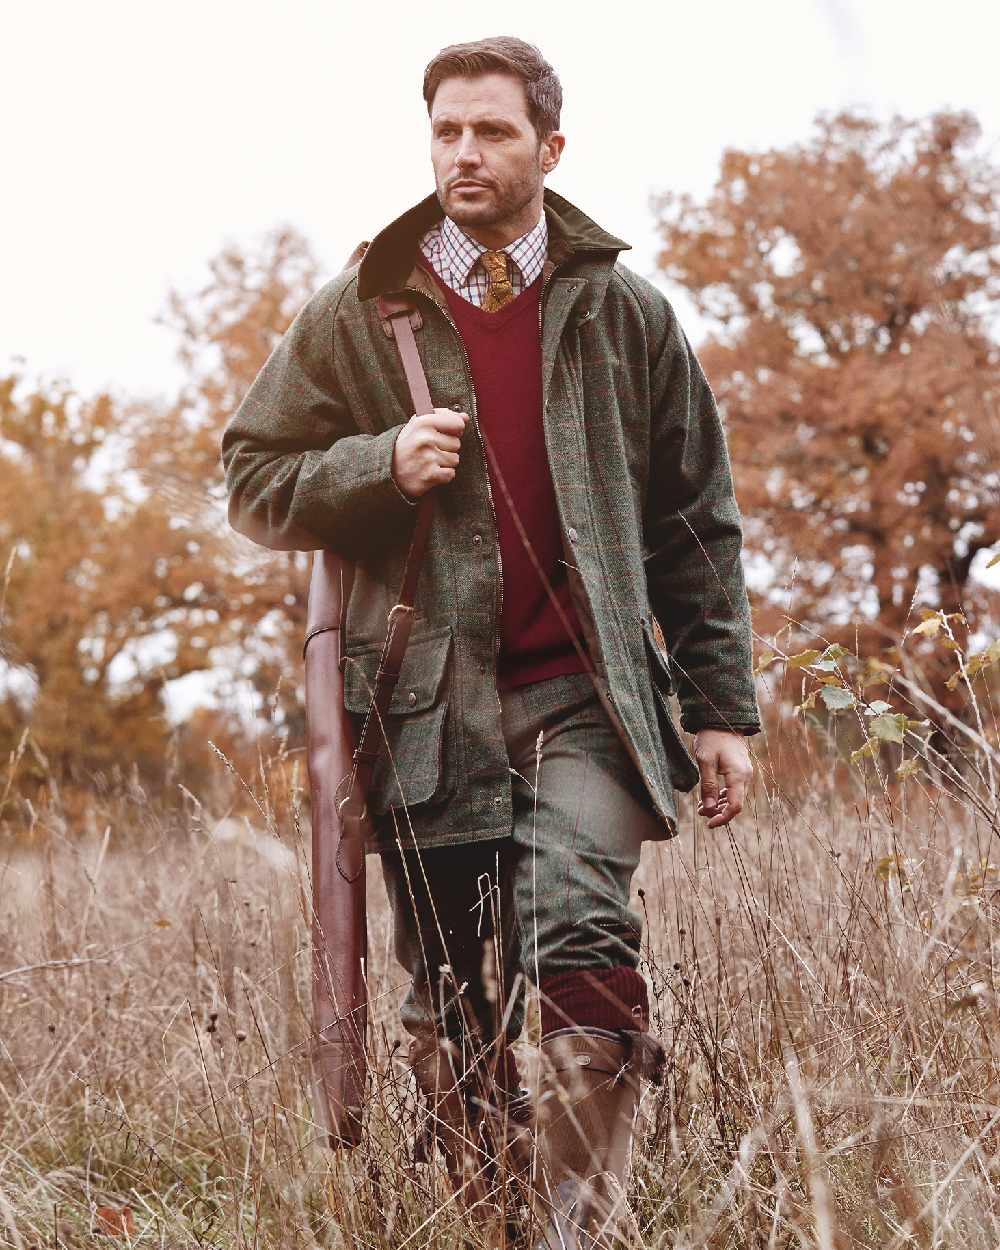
[537,268,554,350]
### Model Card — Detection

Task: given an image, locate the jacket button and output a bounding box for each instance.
[493,795,502,807]
[568,527,579,543]
[452,402,463,411]
[407,690,417,706]
[472,534,482,545]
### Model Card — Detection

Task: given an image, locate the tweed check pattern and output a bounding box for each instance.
[381,671,659,1042]
[418,212,547,306]
[222,188,762,853]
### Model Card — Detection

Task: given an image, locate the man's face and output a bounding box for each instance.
[430,72,563,236]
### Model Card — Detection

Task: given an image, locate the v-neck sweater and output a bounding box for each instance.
[423,261,587,691]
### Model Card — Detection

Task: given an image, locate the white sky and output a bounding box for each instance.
[5,0,1000,405]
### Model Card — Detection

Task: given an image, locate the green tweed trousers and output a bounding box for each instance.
[379,671,664,1045]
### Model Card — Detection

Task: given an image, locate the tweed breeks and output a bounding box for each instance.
[380,671,662,1044]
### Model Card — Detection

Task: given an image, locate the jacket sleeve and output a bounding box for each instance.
[220,277,418,560]
[643,296,761,735]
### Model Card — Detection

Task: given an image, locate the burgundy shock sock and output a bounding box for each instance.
[539,965,649,1037]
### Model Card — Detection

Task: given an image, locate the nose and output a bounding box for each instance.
[455,131,482,171]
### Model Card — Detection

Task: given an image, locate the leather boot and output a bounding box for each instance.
[533,1027,665,1249]
[410,1032,536,1242]
[473,1074,538,1248]
[409,1032,494,1212]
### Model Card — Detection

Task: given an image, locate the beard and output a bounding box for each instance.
[438,170,540,230]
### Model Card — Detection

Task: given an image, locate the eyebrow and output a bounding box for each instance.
[432,115,517,131]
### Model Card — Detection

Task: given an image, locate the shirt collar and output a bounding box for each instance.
[438,212,548,287]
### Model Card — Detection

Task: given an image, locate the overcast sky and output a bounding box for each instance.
[5,0,1000,404]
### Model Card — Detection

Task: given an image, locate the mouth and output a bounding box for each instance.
[451,181,489,191]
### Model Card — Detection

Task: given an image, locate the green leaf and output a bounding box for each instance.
[819,685,856,711]
[787,649,822,669]
[866,700,892,715]
[870,712,908,743]
[987,550,1000,569]
[812,659,838,672]
[910,616,942,638]
[896,758,921,779]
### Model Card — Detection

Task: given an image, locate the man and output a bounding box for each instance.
[222,35,759,1247]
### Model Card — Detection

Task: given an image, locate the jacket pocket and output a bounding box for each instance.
[641,619,700,793]
[342,624,455,815]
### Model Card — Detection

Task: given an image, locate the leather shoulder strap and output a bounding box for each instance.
[339,297,435,821]
[377,297,432,414]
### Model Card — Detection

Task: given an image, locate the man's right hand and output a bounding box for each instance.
[391,408,470,500]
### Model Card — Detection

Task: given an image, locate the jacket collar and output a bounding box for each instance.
[356,186,631,304]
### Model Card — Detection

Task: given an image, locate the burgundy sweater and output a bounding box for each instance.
[423,262,587,690]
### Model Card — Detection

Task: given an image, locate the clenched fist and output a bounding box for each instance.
[391,408,470,500]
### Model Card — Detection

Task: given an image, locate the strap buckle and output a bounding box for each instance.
[335,771,367,824]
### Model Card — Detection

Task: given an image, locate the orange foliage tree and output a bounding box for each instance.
[0,374,246,796]
[652,110,1000,672]
[148,226,323,740]
[0,227,327,809]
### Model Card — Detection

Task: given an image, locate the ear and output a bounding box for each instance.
[540,130,566,174]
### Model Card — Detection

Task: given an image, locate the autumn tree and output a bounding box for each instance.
[147,226,323,738]
[0,227,329,813]
[0,373,247,798]
[652,110,1000,676]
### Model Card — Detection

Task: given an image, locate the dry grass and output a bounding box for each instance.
[2,707,1000,1248]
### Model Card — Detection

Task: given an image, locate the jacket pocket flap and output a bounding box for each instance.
[342,624,453,715]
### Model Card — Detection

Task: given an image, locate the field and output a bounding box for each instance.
[3,692,1000,1250]
[3,20,999,1242]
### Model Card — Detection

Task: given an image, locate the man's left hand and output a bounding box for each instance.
[693,729,753,828]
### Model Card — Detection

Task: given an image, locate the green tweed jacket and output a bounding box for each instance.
[221,188,760,851]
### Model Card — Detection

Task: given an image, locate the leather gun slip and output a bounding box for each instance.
[304,553,368,1148]
[305,240,436,1149]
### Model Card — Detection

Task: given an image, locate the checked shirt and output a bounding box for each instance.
[418,211,548,305]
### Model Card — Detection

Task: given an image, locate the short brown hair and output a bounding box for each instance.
[423,36,562,139]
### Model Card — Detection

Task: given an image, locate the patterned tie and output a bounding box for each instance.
[481,249,515,311]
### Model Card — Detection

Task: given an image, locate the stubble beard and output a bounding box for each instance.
[440,170,542,233]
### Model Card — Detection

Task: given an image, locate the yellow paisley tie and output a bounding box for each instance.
[481,249,515,311]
